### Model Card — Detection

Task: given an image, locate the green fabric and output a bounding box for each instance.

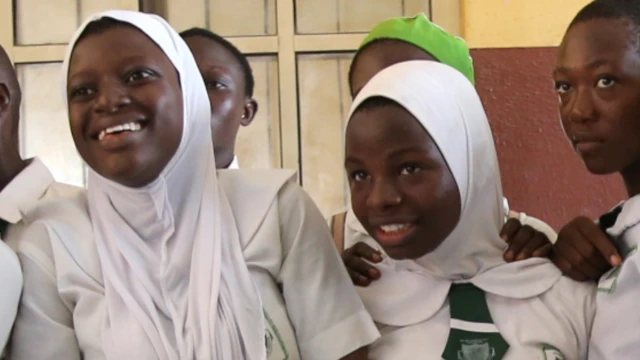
[442,284,509,360]
[360,13,475,84]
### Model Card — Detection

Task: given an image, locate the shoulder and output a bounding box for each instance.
[15,190,93,274]
[218,169,296,242]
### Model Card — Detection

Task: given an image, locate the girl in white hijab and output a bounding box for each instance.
[8,10,377,360]
[343,60,595,360]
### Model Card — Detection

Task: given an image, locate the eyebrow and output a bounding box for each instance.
[554,58,614,75]
[344,146,428,165]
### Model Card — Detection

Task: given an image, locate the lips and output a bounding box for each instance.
[90,118,148,151]
[570,134,604,155]
[374,222,417,247]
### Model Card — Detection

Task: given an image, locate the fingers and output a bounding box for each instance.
[554,235,605,280]
[574,217,621,267]
[503,223,535,262]
[513,230,552,261]
[352,242,383,263]
[500,218,521,242]
[531,243,552,258]
[552,216,617,281]
[343,242,382,287]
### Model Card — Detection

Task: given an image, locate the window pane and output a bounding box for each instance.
[297,53,354,216]
[17,63,86,187]
[15,0,138,45]
[165,0,276,36]
[235,56,279,169]
[295,0,430,34]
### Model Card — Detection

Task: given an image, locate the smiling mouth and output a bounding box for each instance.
[96,121,145,141]
[375,223,417,247]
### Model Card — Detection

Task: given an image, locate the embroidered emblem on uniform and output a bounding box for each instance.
[457,338,496,360]
[597,245,637,294]
[541,345,565,360]
[263,310,289,360]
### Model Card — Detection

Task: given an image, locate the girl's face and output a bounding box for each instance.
[184,35,256,168]
[345,101,461,260]
[555,18,640,178]
[349,40,436,98]
[67,24,183,188]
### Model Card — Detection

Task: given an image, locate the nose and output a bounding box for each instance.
[94,80,131,114]
[567,87,596,124]
[366,177,402,211]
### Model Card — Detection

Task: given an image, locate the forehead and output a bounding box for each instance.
[558,18,637,68]
[184,36,236,64]
[351,40,435,94]
[346,103,430,151]
[69,25,168,76]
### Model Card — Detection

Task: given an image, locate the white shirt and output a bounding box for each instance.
[228,156,239,169]
[0,158,80,355]
[368,277,595,359]
[589,195,640,360]
[7,169,379,360]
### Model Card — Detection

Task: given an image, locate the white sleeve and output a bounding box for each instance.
[518,212,558,243]
[6,222,81,360]
[276,182,379,360]
[0,240,22,355]
[589,246,640,360]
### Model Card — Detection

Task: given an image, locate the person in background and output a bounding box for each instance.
[552,0,640,358]
[333,14,556,285]
[180,27,258,169]
[343,60,594,359]
[7,10,377,360]
[0,44,80,356]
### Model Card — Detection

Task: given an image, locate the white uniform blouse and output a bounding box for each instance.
[7,169,378,360]
[589,195,640,360]
[0,158,80,356]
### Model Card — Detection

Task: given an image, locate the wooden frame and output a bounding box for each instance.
[2,0,462,174]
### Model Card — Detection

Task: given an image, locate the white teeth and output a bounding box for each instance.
[379,224,412,233]
[98,121,142,141]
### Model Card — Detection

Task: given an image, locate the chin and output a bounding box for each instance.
[583,159,618,176]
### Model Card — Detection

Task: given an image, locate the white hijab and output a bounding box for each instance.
[345,61,562,327]
[62,11,264,360]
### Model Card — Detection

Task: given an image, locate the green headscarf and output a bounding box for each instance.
[360,13,475,84]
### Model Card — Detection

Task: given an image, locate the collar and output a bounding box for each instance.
[228,156,240,169]
[0,158,55,224]
[606,196,640,237]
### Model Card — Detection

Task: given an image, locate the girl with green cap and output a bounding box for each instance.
[333,13,557,286]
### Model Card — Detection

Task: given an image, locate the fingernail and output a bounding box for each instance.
[500,235,508,242]
[372,254,382,262]
[611,255,621,267]
[504,251,513,260]
[516,254,525,261]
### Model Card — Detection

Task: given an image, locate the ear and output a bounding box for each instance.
[240,98,258,127]
[0,83,10,118]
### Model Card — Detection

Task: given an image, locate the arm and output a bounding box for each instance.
[6,222,81,360]
[341,346,368,360]
[277,182,378,360]
[0,241,22,355]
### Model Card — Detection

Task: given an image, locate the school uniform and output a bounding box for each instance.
[344,61,595,360]
[0,158,80,355]
[8,170,378,360]
[588,195,640,359]
[228,156,239,169]
[8,11,377,360]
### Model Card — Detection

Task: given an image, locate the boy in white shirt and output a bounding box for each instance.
[0,45,79,355]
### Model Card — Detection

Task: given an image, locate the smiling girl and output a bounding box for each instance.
[343,60,595,359]
[7,10,377,360]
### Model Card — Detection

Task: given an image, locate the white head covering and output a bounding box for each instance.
[345,60,562,327]
[62,11,264,360]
